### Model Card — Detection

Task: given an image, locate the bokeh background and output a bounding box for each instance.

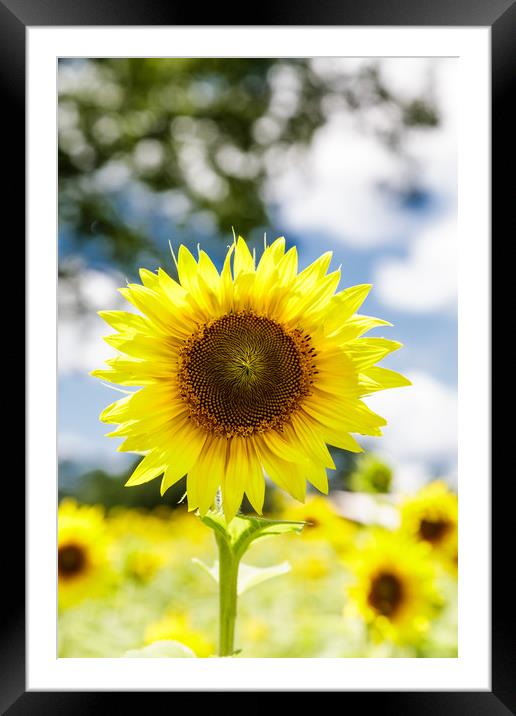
[58,57,457,658]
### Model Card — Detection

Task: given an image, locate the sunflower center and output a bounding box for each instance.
[58,543,87,578]
[178,311,316,437]
[368,571,404,617]
[418,518,450,544]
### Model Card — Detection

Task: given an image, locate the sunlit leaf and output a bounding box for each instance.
[192,557,292,595]
[200,511,305,560]
[237,561,291,595]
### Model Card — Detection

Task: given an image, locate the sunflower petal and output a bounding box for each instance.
[244,442,265,515]
[234,236,255,277]
[255,437,307,503]
[177,245,199,292]
[160,420,207,495]
[305,461,329,494]
[325,284,372,333]
[125,451,166,487]
[190,435,227,516]
[222,437,248,522]
[359,366,412,394]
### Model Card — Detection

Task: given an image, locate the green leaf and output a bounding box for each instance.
[200,511,305,561]
[123,640,196,658]
[237,561,291,595]
[191,557,218,585]
[192,557,292,595]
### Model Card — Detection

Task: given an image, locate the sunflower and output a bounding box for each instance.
[400,480,458,565]
[92,236,410,522]
[347,529,441,644]
[281,495,356,554]
[58,499,112,608]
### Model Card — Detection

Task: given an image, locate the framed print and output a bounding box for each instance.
[4,0,507,710]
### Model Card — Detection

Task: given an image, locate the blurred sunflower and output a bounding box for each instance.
[290,547,334,581]
[93,236,409,522]
[281,495,357,554]
[144,612,215,657]
[241,616,271,644]
[400,481,458,565]
[123,548,165,582]
[347,530,441,645]
[58,500,113,608]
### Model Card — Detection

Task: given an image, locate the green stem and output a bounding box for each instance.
[215,531,239,656]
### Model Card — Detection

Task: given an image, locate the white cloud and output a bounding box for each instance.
[268,58,457,248]
[59,268,127,375]
[269,111,413,247]
[364,370,457,474]
[387,460,435,495]
[374,215,457,313]
[59,314,117,375]
[59,430,133,471]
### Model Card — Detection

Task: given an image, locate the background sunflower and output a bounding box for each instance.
[400,480,458,567]
[58,500,114,608]
[346,529,442,645]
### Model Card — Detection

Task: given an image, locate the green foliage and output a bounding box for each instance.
[59,460,188,509]
[59,58,441,274]
[200,510,304,561]
[348,454,393,494]
[193,558,292,596]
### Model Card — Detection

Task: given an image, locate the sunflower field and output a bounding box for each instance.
[58,478,457,658]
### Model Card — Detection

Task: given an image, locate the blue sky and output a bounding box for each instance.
[58,58,457,493]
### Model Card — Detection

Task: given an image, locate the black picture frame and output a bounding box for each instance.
[6,0,505,711]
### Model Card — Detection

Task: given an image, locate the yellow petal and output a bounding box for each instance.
[277,246,298,283]
[177,245,199,292]
[344,338,403,370]
[296,251,332,289]
[189,435,227,516]
[234,236,255,277]
[358,366,412,395]
[119,285,186,337]
[321,428,364,453]
[222,437,248,522]
[98,310,158,335]
[160,420,207,495]
[334,315,392,343]
[157,268,188,305]
[198,250,222,296]
[104,332,178,360]
[220,242,236,307]
[255,237,285,284]
[289,413,335,469]
[244,441,265,515]
[284,270,341,324]
[303,394,386,434]
[255,438,307,503]
[325,284,372,333]
[262,236,286,263]
[262,429,309,464]
[186,469,200,511]
[139,268,160,289]
[125,450,166,486]
[305,462,329,494]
